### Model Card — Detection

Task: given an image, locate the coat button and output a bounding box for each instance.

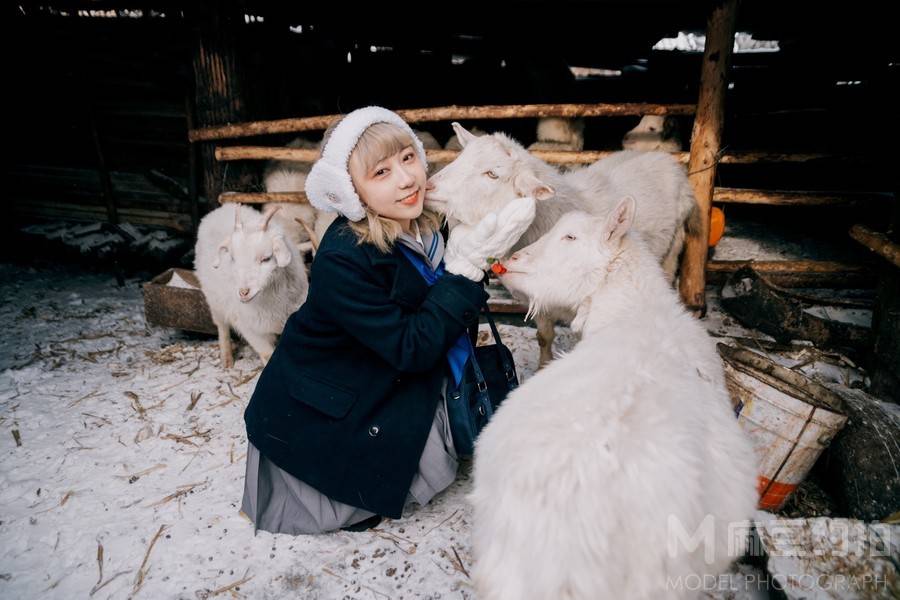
[368,426,380,437]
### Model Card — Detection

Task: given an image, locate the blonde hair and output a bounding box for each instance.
[320,119,441,253]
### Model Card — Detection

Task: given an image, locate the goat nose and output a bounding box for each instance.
[239,287,250,297]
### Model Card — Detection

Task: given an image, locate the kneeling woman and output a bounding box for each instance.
[241,106,527,534]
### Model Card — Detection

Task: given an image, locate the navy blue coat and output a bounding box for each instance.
[244,217,488,518]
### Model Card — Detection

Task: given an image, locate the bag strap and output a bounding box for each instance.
[479,304,517,384]
[467,339,489,394]
[482,303,504,345]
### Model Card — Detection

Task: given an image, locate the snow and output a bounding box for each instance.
[166,272,199,290]
[0,260,885,599]
[755,512,899,600]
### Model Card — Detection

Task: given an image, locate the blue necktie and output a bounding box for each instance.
[396,244,473,388]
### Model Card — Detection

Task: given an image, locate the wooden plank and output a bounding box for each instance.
[189,102,697,142]
[12,200,192,232]
[678,0,740,314]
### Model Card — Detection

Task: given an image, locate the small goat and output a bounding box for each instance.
[194,204,308,367]
[527,117,585,151]
[262,137,322,256]
[471,201,758,600]
[622,115,683,152]
[426,123,699,365]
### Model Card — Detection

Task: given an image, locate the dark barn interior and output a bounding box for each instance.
[2,2,898,596]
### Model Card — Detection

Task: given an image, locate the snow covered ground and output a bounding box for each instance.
[0,259,881,599]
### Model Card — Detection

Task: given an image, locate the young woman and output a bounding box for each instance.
[241,106,533,534]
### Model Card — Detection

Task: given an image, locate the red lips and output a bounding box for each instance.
[399,190,419,205]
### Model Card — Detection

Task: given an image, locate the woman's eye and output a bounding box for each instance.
[564,234,577,241]
[485,170,498,179]
[403,152,415,162]
[375,168,387,177]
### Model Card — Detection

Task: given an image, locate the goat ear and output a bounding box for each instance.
[213,237,231,269]
[272,235,292,267]
[602,196,636,243]
[451,122,476,148]
[514,170,554,200]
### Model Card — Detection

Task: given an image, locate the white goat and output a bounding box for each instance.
[262,137,322,254]
[471,201,758,600]
[443,125,487,151]
[195,204,308,368]
[622,115,683,152]
[527,116,585,151]
[426,123,699,365]
[413,128,442,151]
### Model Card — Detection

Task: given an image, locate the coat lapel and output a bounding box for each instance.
[368,246,430,309]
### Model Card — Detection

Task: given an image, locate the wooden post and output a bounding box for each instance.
[88,109,118,226]
[868,196,900,402]
[185,89,201,233]
[188,1,249,212]
[679,0,739,314]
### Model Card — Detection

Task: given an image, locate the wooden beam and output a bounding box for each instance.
[214,145,858,167]
[706,260,874,288]
[219,192,306,204]
[849,224,900,269]
[217,188,892,209]
[713,188,893,206]
[679,0,740,314]
[188,102,697,142]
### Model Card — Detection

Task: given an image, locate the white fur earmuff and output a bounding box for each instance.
[305,106,428,222]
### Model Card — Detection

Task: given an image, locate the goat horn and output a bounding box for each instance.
[294,217,319,253]
[262,206,281,231]
[233,203,243,232]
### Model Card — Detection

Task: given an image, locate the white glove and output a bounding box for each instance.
[444,197,536,281]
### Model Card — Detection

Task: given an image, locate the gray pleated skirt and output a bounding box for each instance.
[241,380,458,535]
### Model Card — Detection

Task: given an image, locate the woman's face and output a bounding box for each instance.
[349,144,426,228]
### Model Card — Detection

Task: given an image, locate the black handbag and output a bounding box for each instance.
[446,305,519,458]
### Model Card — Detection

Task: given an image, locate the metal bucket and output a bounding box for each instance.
[717,343,849,511]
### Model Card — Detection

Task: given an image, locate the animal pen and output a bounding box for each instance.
[5,2,900,599]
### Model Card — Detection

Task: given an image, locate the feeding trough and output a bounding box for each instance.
[142,268,217,335]
[717,343,849,511]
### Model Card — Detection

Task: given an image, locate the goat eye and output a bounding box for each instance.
[648,127,657,132]
[261,255,272,262]
[564,234,577,241]
[484,170,498,179]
